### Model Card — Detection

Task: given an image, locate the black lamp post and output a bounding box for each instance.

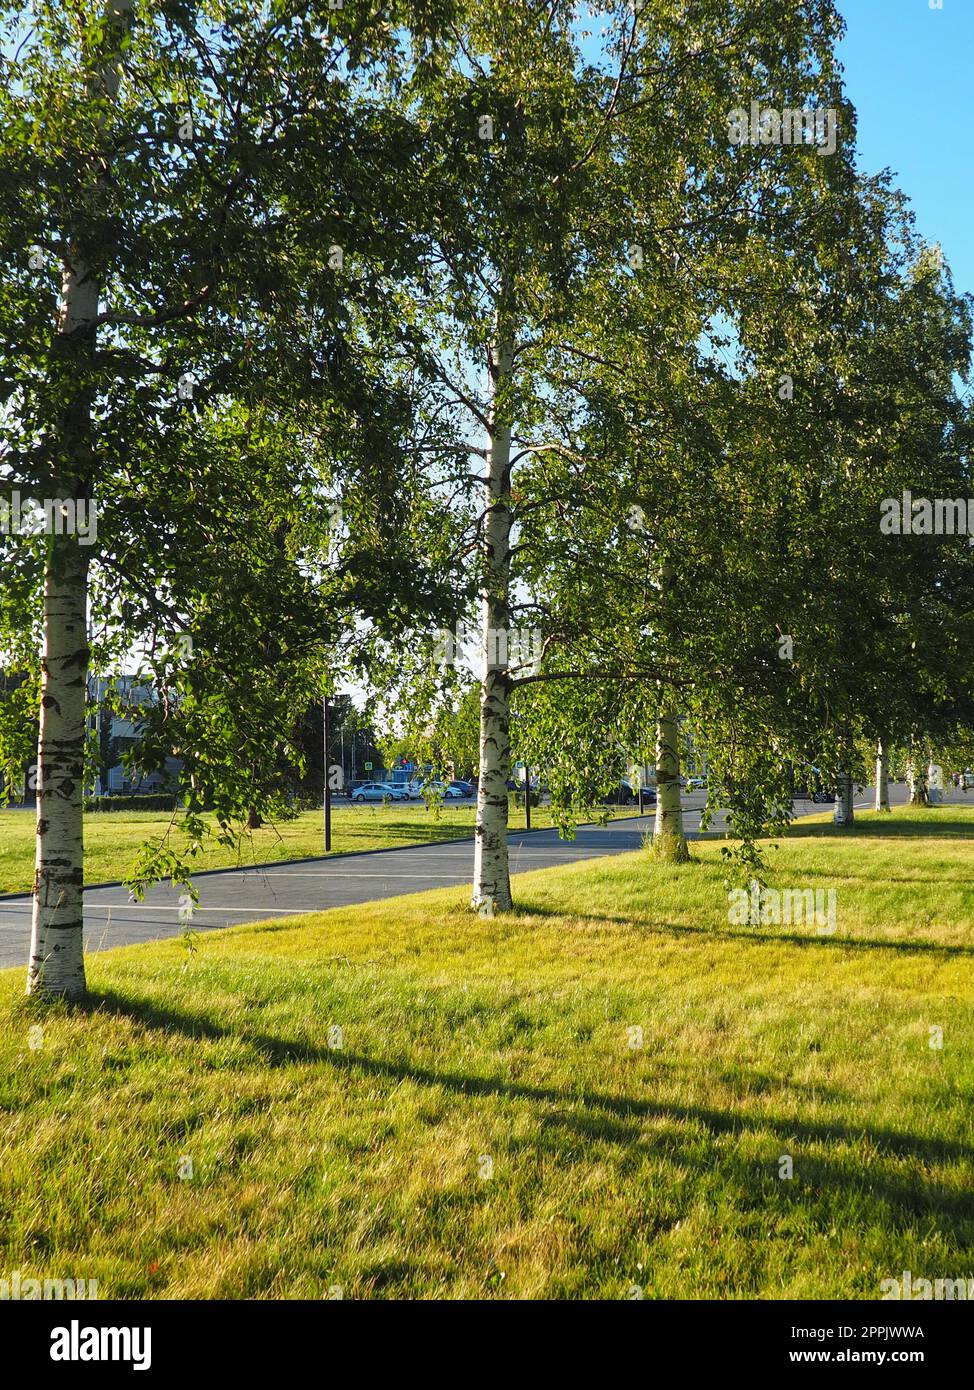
[323,694,332,852]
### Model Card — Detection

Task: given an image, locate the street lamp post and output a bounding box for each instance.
[323,694,332,853]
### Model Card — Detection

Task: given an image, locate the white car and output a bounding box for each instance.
[418,780,464,799]
[351,782,409,803]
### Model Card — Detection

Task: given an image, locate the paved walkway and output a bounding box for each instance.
[0,780,935,969]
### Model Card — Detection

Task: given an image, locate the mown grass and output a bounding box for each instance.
[0,799,637,896]
[1,804,972,1299]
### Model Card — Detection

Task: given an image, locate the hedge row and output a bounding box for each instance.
[84,794,179,813]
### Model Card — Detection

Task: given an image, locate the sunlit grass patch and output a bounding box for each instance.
[1,804,971,1299]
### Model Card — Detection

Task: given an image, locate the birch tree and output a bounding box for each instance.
[378,0,859,909]
[0,0,456,996]
[653,710,688,861]
[874,740,890,812]
[18,0,135,997]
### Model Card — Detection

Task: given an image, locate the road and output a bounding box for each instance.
[0,777,952,970]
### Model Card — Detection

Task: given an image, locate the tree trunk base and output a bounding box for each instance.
[471,891,512,917]
[652,832,691,864]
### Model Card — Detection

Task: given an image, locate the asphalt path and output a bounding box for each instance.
[0,777,958,969]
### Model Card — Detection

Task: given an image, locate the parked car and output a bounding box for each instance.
[606,781,633,805]
[686,776,707,791]
[794,765,833,802]
[415,779,464,799]
[351,781,409,803]
[450,780,476,797]
[613,780,657,806]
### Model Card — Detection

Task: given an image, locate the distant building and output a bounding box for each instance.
[87,676,180,797]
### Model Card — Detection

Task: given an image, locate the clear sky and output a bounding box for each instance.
[837,0,974,297]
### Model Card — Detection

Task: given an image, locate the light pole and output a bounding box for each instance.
[323,694,332,853]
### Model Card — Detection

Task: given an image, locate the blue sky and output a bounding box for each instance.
[837,0,973,297]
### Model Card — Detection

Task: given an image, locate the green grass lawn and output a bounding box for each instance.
[0,799,637,896]
[1,805,972,1299]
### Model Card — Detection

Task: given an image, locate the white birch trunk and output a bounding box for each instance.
[27,546,90,997]
[875,740,890,812]
[653,711,688,861]
[27,0,131,996]
[926,756,943,804]
[472,332,514,912]
[833,771,854,826]
[907,751,928,806]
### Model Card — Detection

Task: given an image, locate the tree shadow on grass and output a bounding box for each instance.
[729,864,974,887]
[782,818,974,841]
[339,820,475,845]
[81,987,974,1237]
[510,905,974,958]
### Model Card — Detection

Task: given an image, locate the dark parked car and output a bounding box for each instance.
[611,780,657,806]
[791,764,833,802]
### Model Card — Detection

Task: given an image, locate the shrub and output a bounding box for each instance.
[84,793,179,813]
